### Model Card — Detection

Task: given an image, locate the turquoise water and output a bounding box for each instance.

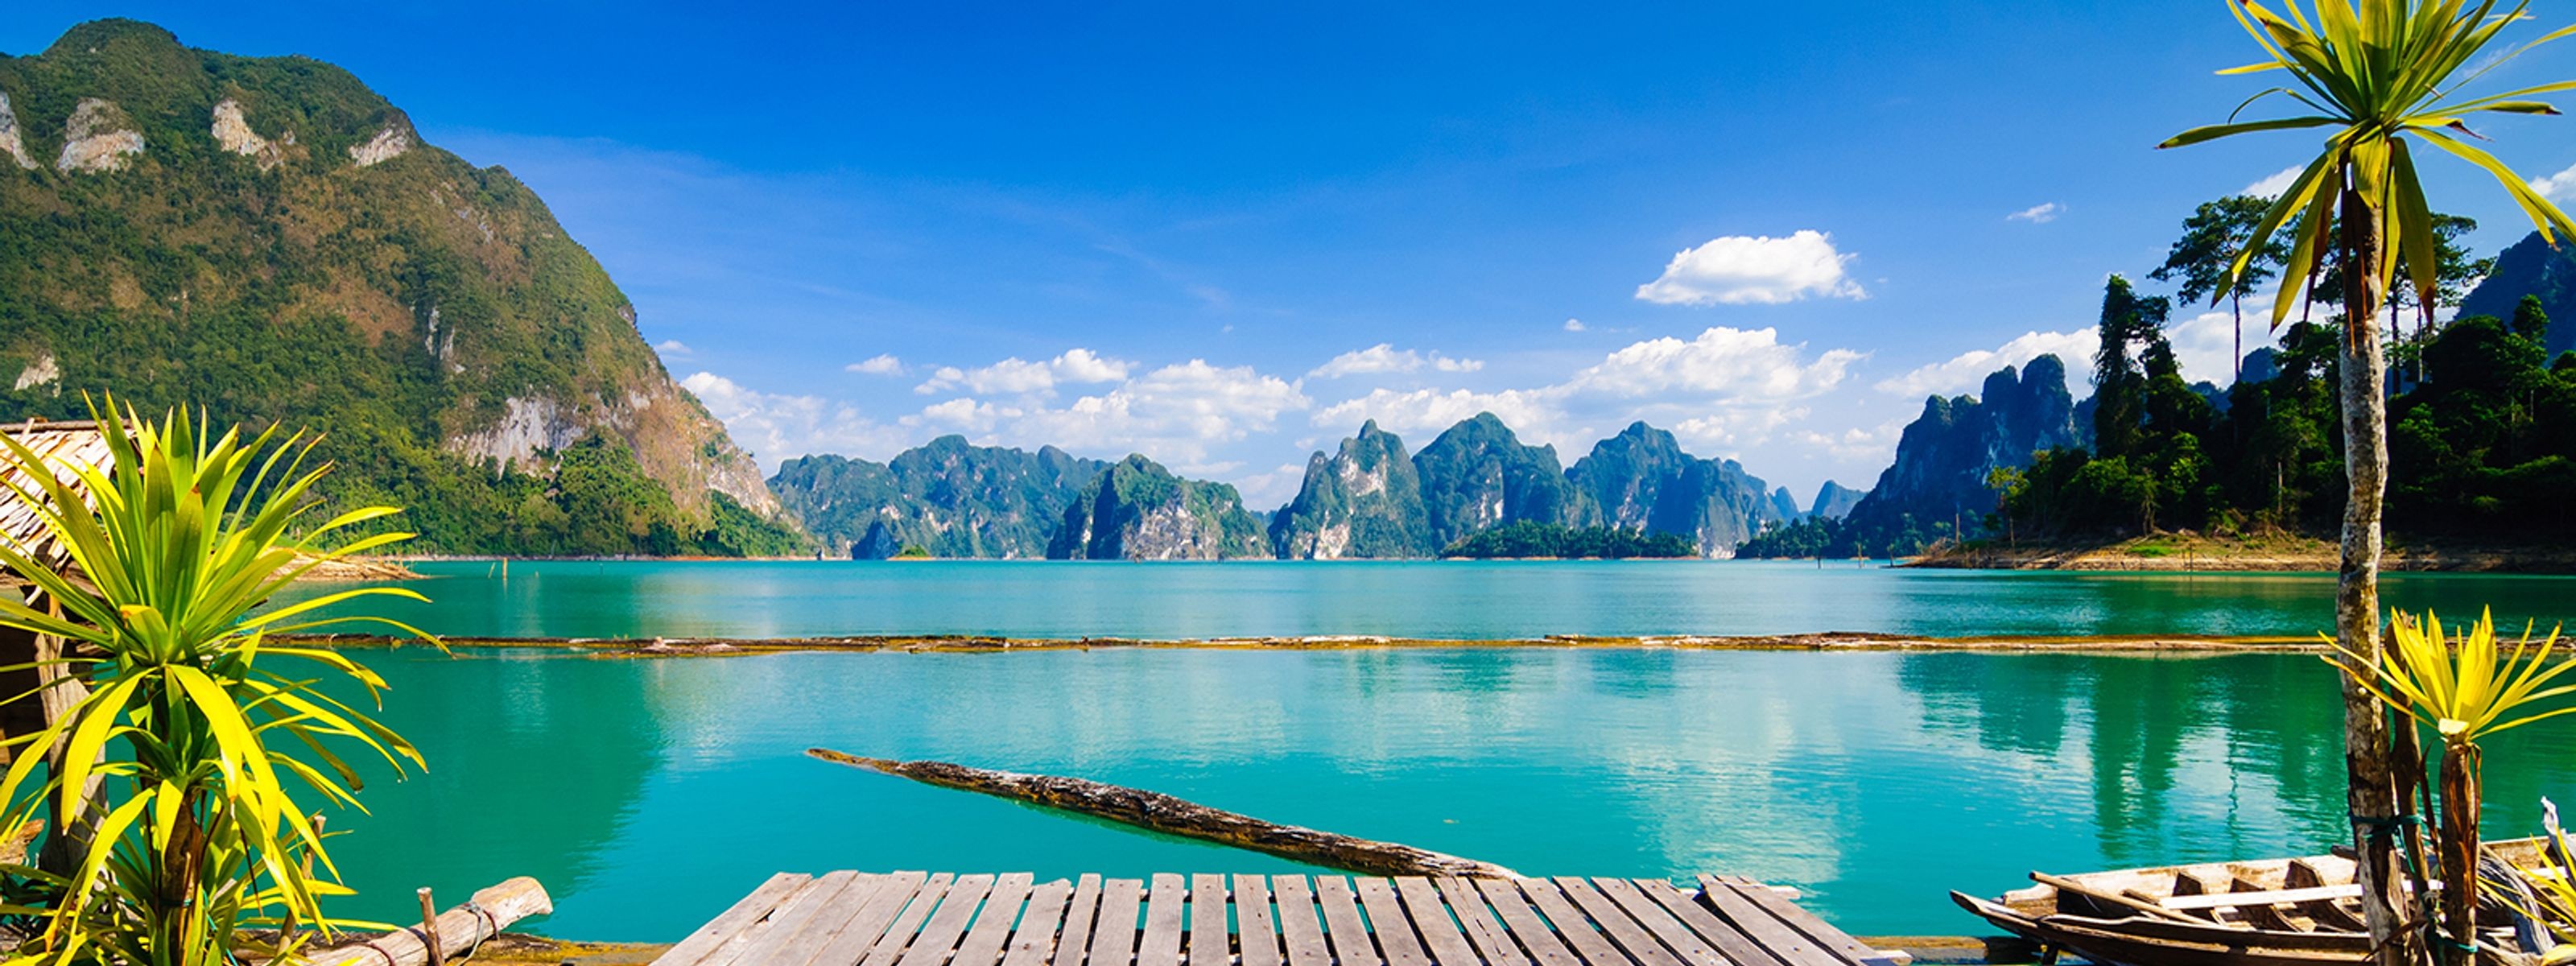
[274,563,2576,941]
[326,646,2576,942]
[283,559,2576,640]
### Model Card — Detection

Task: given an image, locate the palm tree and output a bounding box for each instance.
[2162,2,2576,964]
[2151,195,2290,382]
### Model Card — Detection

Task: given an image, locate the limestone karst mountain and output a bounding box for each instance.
[0,19,792,554]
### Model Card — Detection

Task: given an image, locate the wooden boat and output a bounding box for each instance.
[1951,838,2555,966]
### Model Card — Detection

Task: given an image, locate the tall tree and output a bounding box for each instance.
[2153,195,2291,381]
[2092,275,2171,460]
[2162,3,2576,963]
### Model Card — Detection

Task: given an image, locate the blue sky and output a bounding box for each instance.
[14,2,2576,508]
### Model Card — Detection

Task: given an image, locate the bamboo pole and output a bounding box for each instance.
[808,748,1514,877]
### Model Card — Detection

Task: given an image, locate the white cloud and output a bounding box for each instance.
[993,360,1311,466]
[915,349,1132,395]
[680,371,909,470]
[1874,330,2099,398]
[1794,419,1907,464]
[2533,161,2576,203]
[2245,164,2303,199]
[2007,203,2063,224]
[1307,344,1485,378]
[2167,295,2287,385]
[846,353,905,375]
[1312,387,1568,444]
[1567,327,1862,401]
[1312,326,1860,455]
[655,340,693,356]
[1232,462,1311,510]
[1563,318,1587,332]
[1635,230,1865,305]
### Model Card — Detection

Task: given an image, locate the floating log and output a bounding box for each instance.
[302,877,552,966]
[807,748,1516,878]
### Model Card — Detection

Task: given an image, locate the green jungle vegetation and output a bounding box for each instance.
[0,19,795,557]
[1744,198,2576,559]
[1439,522,1699,559]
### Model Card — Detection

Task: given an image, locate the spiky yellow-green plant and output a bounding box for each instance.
[0,397,433,966]
[2330,609,2576,964]
[2168,5,2576,960]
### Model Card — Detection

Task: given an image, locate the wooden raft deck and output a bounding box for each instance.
[651,873,1907,966]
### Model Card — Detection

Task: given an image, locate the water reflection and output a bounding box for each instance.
[324,646,2576,941]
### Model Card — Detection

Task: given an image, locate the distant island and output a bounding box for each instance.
[1439,523,1698,560]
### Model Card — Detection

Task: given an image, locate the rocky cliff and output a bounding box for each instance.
[1268,420,1435,559]
[1411,414,1587,548]
[1046,455,1267,560]
[1808,481,1864,520]
[770,436,1107,559]
[1830,353,2083,551]
[2458,230,2576,358]
[0,20,786,553]
[1565,422,1789,556]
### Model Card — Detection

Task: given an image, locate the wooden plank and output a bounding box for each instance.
[956,874,1039,966]
[1273,876,1331,966]
[1519,877,1653,966]
[725,872,880,966]
[1089,878,1145,966]
[656,873,815,966]
[1710,877,1876,966]
[806,872,934,966]
[704,876,848,966]
[2223,877,2300,932]
[2161,883,2362,910]
[1235,875,1283,966]
[1140,874,1187,966]
[1435,877,1529,966]
[1191,875,1232,966]
[1055,875,1105,966]
[1393,877,1481,966]
[1002,880,1075,966]
[900,873,999,966]
[1354,878,1430,966]
[1632,880,1784,966]
[861,873,960,966]
[1470,877,1579,966]
[1589,878,1724,966]
[1535,881,1679,966]
[1314,876,1384,966]
[1691,878,1836,966]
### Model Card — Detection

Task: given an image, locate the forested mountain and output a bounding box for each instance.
[0,19,795,555]
[1740,353,2083,558]
[1268,420,1435,559]
[1047,455,1268,559]
[770,437,1108,559]
[1267,415,1796,558]
[1809,481,1863,520]
[2458,231,2576,359]
[1411,414,1590,548]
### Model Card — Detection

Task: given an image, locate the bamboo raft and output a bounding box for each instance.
[653,872,1909,966]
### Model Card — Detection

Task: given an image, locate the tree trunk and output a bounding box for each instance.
[2337,185,2411,966]
[2234,292,2246,384]
[2439,743,2480,966]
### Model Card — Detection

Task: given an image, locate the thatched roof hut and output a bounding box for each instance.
[0,419,110,766]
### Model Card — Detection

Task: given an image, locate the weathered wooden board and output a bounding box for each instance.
[655,871,1874,966]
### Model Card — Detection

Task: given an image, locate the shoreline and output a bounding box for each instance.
[1902,532,2576,573]
[277,630,2330,656]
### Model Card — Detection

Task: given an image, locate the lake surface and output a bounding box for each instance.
[283,559,2576,640]
[328,646,2576,942]
[278,563,2576,941]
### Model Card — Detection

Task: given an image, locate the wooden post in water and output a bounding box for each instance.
[417,888,444,966]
